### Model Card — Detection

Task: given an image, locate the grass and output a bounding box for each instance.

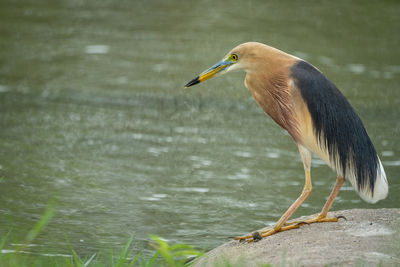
[0,202,204,267]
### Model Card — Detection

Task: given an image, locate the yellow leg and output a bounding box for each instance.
[235,145,312,242]
[235,146,346,243]
[284,175,345,226]
[320,175,344,217]
[236,175,345,242]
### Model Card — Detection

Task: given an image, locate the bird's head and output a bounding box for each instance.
[184,43,259,88]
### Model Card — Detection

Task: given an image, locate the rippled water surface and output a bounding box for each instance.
[0,0,399,258]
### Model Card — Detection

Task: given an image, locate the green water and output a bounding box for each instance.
[0,0,399,258]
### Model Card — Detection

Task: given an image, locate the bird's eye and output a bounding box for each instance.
[231,54,238,61]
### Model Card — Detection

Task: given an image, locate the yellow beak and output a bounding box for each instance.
[184,58,234,88]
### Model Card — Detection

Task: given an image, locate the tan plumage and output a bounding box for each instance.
[232,43,300,139]
[185,42,388,242]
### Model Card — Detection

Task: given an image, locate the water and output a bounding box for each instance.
[0,0,399,259]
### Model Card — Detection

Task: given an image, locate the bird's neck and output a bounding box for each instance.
[244,60,300,141]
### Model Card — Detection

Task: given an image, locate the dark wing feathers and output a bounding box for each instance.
[290,61,378,194]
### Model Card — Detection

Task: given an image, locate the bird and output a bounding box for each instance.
[184,42,388,242]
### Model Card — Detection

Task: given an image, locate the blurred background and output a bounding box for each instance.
[0,0,399,259]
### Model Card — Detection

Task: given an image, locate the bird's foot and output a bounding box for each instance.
[234,224,302,243]
[283,214,347,227]
[234,229,274,243]
[234,215,346,243]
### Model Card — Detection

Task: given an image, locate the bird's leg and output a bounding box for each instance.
[235,145,312,242]
[319,175,344,218]
[284,175,345,226]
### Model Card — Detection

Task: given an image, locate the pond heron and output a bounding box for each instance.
[184,42,388,242]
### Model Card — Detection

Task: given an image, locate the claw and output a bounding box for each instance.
[336,215,347,221]
[234,234,253,241]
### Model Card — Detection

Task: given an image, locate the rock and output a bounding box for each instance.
[193,209,400,266]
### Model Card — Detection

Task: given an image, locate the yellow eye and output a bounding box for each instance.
[231,54,238,61]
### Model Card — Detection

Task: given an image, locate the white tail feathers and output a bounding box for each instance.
[356,159,388,203]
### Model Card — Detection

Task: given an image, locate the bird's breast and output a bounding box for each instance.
[245,72,301,141]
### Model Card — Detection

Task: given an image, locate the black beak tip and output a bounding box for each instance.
[184,76,200,88]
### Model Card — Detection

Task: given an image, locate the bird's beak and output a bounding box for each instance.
[184,57,235,88]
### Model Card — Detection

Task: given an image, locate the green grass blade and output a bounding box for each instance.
[110,248,114,266]
[149,235,175,267]
[84,253,97,267]
[25,201,56,243]
[116,233,135,267]
[70,246,83,266]
[169,244,194,251]
[145,251,159,267]
[172,250,203,257]
[64,233,83,266]
[0,231,11,261]
[127,251,141,267]
[72,247,83,266]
